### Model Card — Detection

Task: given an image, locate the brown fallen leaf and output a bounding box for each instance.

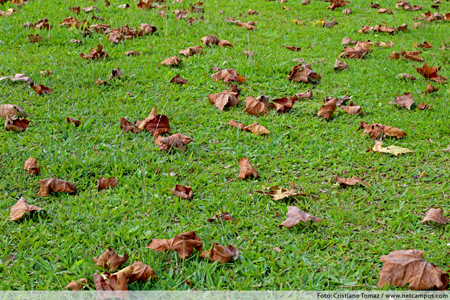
[238,22,256,30]
[270,96,297,114]
[256,182,306,201]
[80,45,108,60]
[327,0,349,10]
[201,35,220,46]
[245,96,269,116]
[24,157,40,175]
[137,0,153,9]
[318,98,337,120]
[332,175,370,187]
[156,133,192,152]
[416,63,448,83]
[334,58,348,70]
[323,20,338,28]
[243,50,255,57]
[0,74,33,84]
[218,40,233,47]
[9,197,44,221]
[378,8,392,13]
[137,106,170,135]
[37,178,78,196]
[146,231,203,258]
[390,92,415,110]
[358,121,406,139]
[389,50,424,62]
[208,90,240,111]
[397,73,416,80]
[0,104,25,120]
[210,68,243,83]
[28,34,43,43]
[172,185,193,199]
[248,9,258,14]
[341,36,356,45]
[170,75,188,84]
[97,176,118,190]
[161,56,182,66]
[70,39,82,44]
[342,8,352,14]
[340,41,372,59]
[179,46,203,56]
[207,212,233,223]
[372,140,413,156]
[64,278,89,291]
[295,89,313,99]
[238,158,257,180]
[5,116,30,131]
[120,118,139,133]
[94,247,129,272]
[228,119,246,130]
[67,117,81,126]
[377,250,449,290]
[244,123,270,135]
[124,50,141,56]
[279,206,322,229]
[424,83,438,94]
[200,243,239,263]
[128,261,158,283]
[40,70,51,77]
[287,64,321,83]
[341,103,362,115]
[422,208,448,224]
[285,46,301,51]
[30,82,52,95]
[93,266,133,293]
[376,41,394,48]
[417,103,430,110]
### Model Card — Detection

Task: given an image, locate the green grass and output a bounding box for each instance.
[1,0,450,291]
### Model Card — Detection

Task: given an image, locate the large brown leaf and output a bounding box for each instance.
[30,82,52,95]
[287,64,321,83]
[390,92,415,110]
[9,197,44,221]
[93,247,129,272]
[5,116,30,131]
[137,106,170,136]
[156,133,192,152]
[378,250,449,290]
[80,45,108,60]
[146,231,203,259]
[244,96,269,116]
[128,261,158,283]
[201,35,220,46]
[24,157,40,175]
[358,121,406,139]
[238,158,257,180]
[317,98,337,120]
[37,178,78,196]
[200,243,239,263]
[279,206,322,229]
[416,63,448,83]
[422,208,448,224]
[93,265,133,294]
[0,104,26,119]
[208,90,239,110]
[270,96,297,114]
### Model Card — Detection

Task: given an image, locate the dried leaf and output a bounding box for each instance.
[207,212,233,223]
[287,64,321,83]
[0,104,25,119]
[82,6,100,12]
[170,75,188,84]
[161,56,182,66]
[244,123,270,135]
[341,41,372,59]
[93,247,129,272]
[341,103,362,115]
[390,92,415,110]
[5,117,30,131]
[256,182,306,201]
[124,50,141,56]
[30,82,52,95]
[341,36,356,45]
[179,46,203,56]
[270,96,297,114]
[93,266,133,294]
[243,50,255,57]
[227,119,245,130]
[67,117,81,126]
[280,206,322,229]
[389,50,424,62]
[157,133,192,152]
[137,107,170,135]
[28,34,43,43]
[416,63,448,83]
[397,73,416,80]
[327,0,349,10]
[64,278,88,291]
[97,176,118,190]
[208,90,240,110]
[333,175,370,187]
[201,35,220,46]
[0,74,33,84]
[372,140,413,156]
[334,58,348,70]
[80,45,108,60]
[417,103,430,110]
[37,178,78,196]
[285,46,301,51]
[318,98,337,120]
[422,208,447,224]
[342,8,352,14]
[424,83,438,94]
[200,243,239,263]
[248,9,258,15]
[120,118,139,133]
[238,158,257,180]
[24,157,40,175]
[172,185,193,199]
[128,261,158,283]
[9,197,44,221]
[378,250,449,290]
[245,96,269,116]
[358,122,406,139]
[146,231,203,259]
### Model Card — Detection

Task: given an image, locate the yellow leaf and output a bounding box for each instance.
[372,140,413,156]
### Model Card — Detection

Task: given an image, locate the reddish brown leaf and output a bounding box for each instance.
[327,0,349,10]
[9,197,44,221]
[170,75,188,84]
[156,133,192,152]
[270,96,297,114]
[97,176,118,190]
[318,98,337,120]
[227,119,245,130]
[416,63,448,83]
[207,212,233,223]
[245,96,269,116]
[120,118,139,133]
[28,34,43,43]
[30,82,52,95]
[80,45,108,60]
[285,46,301,51]
[64,278,88,291]
[37,178,77,196]
[334,58,348,70]
[67,117,81,126]
[287,64,321,83]
[93,247,129,272]
[200,243,239,263]
[93,266,133,294]
[238,158,257,180]
[201,35,220,46]
[5,116,30,131]
[417,103,430,110]
[358,121,406,139]
[279,206,322,229]
[424,83,438,94]
[24,157,40,175]
[172,185,193,199]
[137,107,170,136]
[146,231,203,259]
[128,261,158,283]
[208,90,240,110]
[390,92,415,110]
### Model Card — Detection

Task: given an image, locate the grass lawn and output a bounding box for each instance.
[1,0,450,291]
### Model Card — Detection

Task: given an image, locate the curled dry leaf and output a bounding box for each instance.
[156,133,192,152]
[377,250,449,290]
[124,50,141,56]
[228,119,245,130]
[170,75,188,84]
[340,41,372,59]
[358,121,406,139]
[295,90,313,99]
[333,175,370,187]
[416,63,448,83]
[424,83,438,94]
[9,197,44,221]
[139,23,157,34]
[397,73,416,80]
[93,266,133,294]
[207,212,233,223]
[146,231,202,259]
[129,261,158,283]
[372,140,413,156]
[208,90,240,111]
[245,96,269,116]
[5,116,30,131]
[120,118,139,133]
[0,104,25,120]
[37,178,78,196]
[161,56,182,66]
[93,247,129,272]
[65,278,88,291]
[341,36,356,45]
[97,176,118,190]
[30,83,52,95]
[341,103,362,115]
[172,185,193,199]
[179,46,203,56]
[238,158,257,180]
[200,243,239,263]
[334,58,348,70]
[318,98,337,120]
[342,9,352,14]
[285,46,301,51]
[0,74,33,84]
[270,96,297,114]
[422,208,448,224]
[390,92,414,110]
[287,64,321,83]
[389,50,423,62]
[137,106,170,135]
[67,117,81,126]
[218,40,233,47]
[24,157,40,175]
[28,34,43,43]
[201,35,220,46]
[256,182,306,201]
[279,206,322,229]
[238,22,256,30]
[244,123,270,135]
[80,45,108,60]
[248,9,258,15]
[243,50,255,57]
[327,0,349,10]
[417,103,430,110]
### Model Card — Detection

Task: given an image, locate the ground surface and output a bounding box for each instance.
[1,0,450,291]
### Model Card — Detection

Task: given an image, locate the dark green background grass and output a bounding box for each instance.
[1,0,450,290]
